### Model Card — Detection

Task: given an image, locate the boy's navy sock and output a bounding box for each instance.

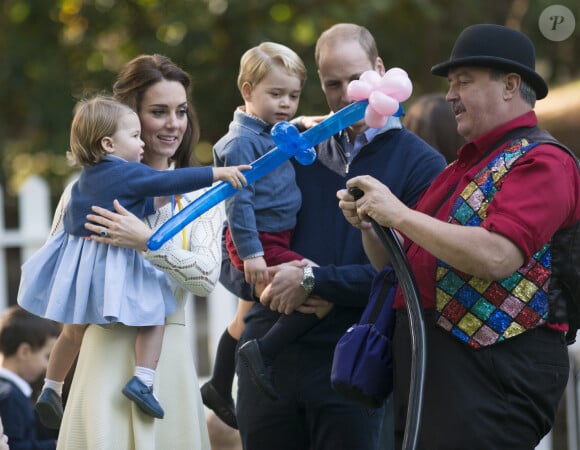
[210,329,238,397]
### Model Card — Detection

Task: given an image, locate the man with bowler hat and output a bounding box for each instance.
[338,23,580,449]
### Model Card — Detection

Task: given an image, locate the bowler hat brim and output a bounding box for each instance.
[431,24,548,100]
[431,56,548,100]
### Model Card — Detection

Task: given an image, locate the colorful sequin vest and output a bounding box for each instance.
[435,137,550,348]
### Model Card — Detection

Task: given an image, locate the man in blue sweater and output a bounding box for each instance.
[235,23,447,450]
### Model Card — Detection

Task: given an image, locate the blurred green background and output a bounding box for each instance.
[0,4,578,442]
[1,0,578,204]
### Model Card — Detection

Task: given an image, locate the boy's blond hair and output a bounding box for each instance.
[68,95,134,167]
[237,42,307,93]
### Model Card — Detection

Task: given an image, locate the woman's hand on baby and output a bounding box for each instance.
[85,199,152,251]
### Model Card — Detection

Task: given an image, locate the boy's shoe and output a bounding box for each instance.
[200,381,238,429]
[238,339,279,401]
[35,387,63,430]
[122,376,164,419]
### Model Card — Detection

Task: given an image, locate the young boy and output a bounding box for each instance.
[202,42,332,427]
[0,305,60,449]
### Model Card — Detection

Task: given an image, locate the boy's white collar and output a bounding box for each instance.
[0,367,32,397]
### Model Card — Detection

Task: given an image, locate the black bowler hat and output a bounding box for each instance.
[431,24,548,99]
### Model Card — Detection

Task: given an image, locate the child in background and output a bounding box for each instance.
[0,305,60,449]
[17,96,249,427]
[203,42,331,426]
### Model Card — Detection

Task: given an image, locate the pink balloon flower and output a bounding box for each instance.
[347,68,413,128]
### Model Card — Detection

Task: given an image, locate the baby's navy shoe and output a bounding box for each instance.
[122,376,164,419]
[36,387,63,429]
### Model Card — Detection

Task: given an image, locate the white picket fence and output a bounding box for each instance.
[0,176,52,311]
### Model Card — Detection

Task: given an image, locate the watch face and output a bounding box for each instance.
[301,267,314,293]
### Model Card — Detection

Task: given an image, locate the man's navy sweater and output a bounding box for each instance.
[244,125,447,345]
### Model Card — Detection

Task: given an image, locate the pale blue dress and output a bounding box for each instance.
[17,155,214,326]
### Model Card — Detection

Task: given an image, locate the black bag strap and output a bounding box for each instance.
[368,270,396,323]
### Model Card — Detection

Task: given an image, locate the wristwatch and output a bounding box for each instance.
[300,266,315,294]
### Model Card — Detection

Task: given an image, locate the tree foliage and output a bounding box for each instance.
[1,0,578,199]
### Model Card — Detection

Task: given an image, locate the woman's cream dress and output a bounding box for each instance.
[55,183,225,450]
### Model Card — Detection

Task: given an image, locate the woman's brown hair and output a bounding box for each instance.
[113,54,200,168]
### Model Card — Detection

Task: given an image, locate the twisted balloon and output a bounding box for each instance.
[348,67,413,128]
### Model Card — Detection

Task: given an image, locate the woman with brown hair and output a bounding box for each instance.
[55,54,224,450]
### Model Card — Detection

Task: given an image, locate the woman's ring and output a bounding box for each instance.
[99,229,109,238]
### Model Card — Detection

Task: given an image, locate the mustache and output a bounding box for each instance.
[452,102,465,114]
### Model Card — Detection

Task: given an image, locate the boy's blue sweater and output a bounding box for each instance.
[214,110,301,259]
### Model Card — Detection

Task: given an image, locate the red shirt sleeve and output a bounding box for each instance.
[481,144,580,259]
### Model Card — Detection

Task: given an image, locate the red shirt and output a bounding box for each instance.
[393,111,580,310]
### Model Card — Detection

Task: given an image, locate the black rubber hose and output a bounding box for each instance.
[349,187,426,450]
